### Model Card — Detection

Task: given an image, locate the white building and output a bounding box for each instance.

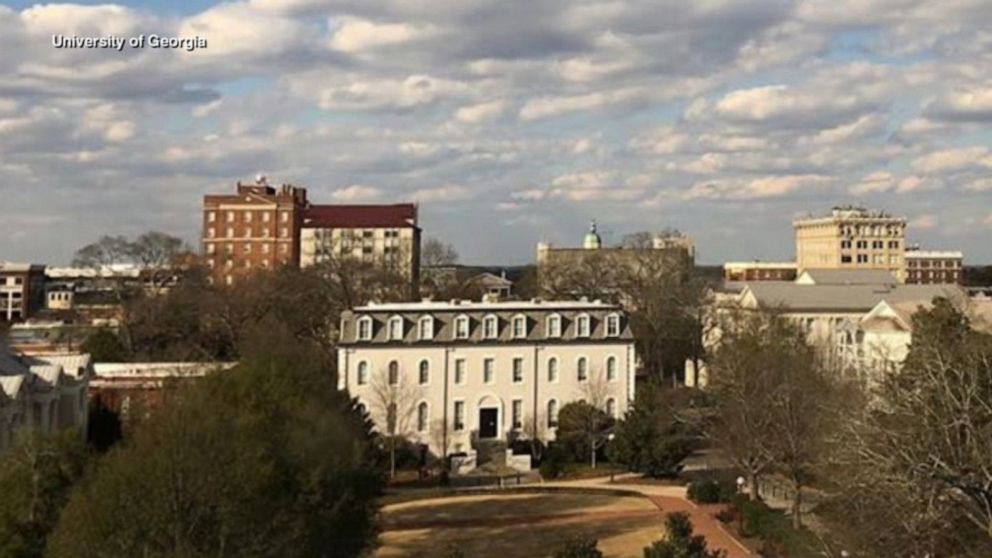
[0,350,91,453]
[337,299,636,459]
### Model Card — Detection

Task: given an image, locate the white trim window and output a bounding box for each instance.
[511,399,523,430]
[418,360,430,385]
[388,315,404,340]
[606,313,621,337]
[547,399,559,428]
[512,357,524,383]
[577,357,588,382]
[417,315,434,340]
[546,313,562,338]
[454,315,470,339]
[357,361,369,385]
[417,402,429,432]
[454,359,466,385]
[606,356,617,381]
[357,316,373,341]
[576,313,591,337]
[483,358,495,384]
[547,357,559,383]
[606,398,617,418]
[512,314,527,339]
[483,314,499,339]
[453,401,465,431]
[388,361,399,386]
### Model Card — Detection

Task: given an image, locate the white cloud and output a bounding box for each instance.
[454,100,505,124]
[910,214,938,230]
[518,88,641,121]
[925,86,992,122]
[331,185,383,201]
[684,175,832,200]
[964,177,992,192]
[329,17,438,53]
[912,146,992,173]
[411,184,471,202]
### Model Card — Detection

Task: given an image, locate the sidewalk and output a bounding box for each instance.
[542,474,756,558]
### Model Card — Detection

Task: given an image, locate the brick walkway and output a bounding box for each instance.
[542,474,756,558]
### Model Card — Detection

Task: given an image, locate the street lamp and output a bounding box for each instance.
[736,476,745,495]
[607,433,616,483]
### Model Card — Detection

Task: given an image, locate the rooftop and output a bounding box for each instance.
[796,269,898,285]
[303,204,418,229]
[742,282,965,312]
[354,298,617,312]
[905,250,964,259]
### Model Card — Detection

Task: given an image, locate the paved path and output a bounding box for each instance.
[542,474,755,558]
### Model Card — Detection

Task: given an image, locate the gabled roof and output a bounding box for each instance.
[29,365,63,389]
[0,375,25,400]
[303,204,418,229]
[26,354,92,379]
[741,283,965,313]
[796,269,898,285]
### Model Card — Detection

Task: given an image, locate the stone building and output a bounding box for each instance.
[337,299,636,459]
[794,206,907,281]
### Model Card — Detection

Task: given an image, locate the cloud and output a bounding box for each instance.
[331,185,383,201]
[329,17,438,53]
[410,184,471,202]
[910,214,938,230]
[454,100,505,124]
[684,175,833,200]
[518,88,642,121]
[924,86,992,122]
[912,146,992,174]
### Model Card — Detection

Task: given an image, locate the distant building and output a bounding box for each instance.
[202,176,309,286]
[795,268,898,285]
[0,263,46,322]
[0,350,91,452]
[337,299,635,460]
[90,362,236,424]
[904,248,963,285]
[537,222,695,296]
[794,206,907,281]
[300,203,420,288]
[723,261,797,282]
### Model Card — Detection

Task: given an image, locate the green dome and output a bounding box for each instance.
[583,220,602,249]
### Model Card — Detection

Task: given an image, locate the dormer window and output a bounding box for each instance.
[546,314,562,338]
[418,316,434,340]
[388,315,404,341]
[512,314,527,338]
[454,315,470,339]
[483,314,499,339]
[357,316,373,341]
[576,314,591,337]
[606,313,621,337]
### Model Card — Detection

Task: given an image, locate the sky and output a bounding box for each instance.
[1,0,990,266]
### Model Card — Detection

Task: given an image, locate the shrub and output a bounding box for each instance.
[643,512,726,558]
[553,534,603,558]
[540,444,568,479]
[606,385,696,478]
[687,479,736,504]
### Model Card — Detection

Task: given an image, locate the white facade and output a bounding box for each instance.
[337,300,636,458]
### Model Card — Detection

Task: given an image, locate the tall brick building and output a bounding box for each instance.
[904,249,963,284]
[0,263,46,322]
[202,177,308,285]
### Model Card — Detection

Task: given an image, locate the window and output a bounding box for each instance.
[512,357,524,383]
[546,314,562,337]
[226,227,234,238]
[606,313,621,337]
[576,314,591,337]
[388,316,404,340]
[483,358,495,384]
[455,315,470,339]
[841,255,852,264]
[454,401,465,431]
[483,315,499,339]
[840,240,850,249]
[244,211,253,222]
[417,402,428,432]
[388,361,399,386]
[547,357,559,383]
[226,211,235,223]
[512,315,527,338]
[417,316,434,340]
[280,227,289,238]
[357,361,368,385]
[606,356,617,381]
[512,400,523,430]
[225,275,233,285]
[454,359,466,385]
[280,211,290,222]
[419,360,430,385]
[262,244,270,254]
[263,212,271,222]
[577,357,588,382]
[207,211,216,222]
[606,398,616,418]
[206,244,215,254]
[547,400,559,428]
[857,254,868,263]
[207,227,216,238]
[357,316,373,341]
[244,244,252,254]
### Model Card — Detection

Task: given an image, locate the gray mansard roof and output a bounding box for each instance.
[340,300,633,345]
[742,283,966,313]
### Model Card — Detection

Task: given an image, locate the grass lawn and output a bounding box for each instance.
[377,491,666,557]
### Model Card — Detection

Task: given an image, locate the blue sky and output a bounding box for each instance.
[1,0,990,265]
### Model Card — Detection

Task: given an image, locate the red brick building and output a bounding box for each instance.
[723,261,798,282]
[0,263,46,322]
[202,177,308,285]
[905,250,963,284]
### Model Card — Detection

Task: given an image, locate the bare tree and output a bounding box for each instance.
[520,410,547,462]
[420,238,459,268]
[367,367,421,479]
[579,369,615,469]
[129,231,188,293]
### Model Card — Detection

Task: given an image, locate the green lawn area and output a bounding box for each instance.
[377,491,665,558]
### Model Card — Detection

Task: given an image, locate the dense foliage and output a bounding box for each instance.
[643,512,726,558]
[607,385,696,477]
[555,401,614,466]
[553,534,604,558]
[46,327,384,558]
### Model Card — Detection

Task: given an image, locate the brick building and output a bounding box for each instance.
[0,263,46,322]
[904,249,963,285]
[202,176,308,285]
[300,203,421,286]
[723,261,797,282]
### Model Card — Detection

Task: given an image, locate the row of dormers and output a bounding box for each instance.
[341,308,630,344]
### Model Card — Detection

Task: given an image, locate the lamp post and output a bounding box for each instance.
[736,475,745,495]
[607,433,616,483]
